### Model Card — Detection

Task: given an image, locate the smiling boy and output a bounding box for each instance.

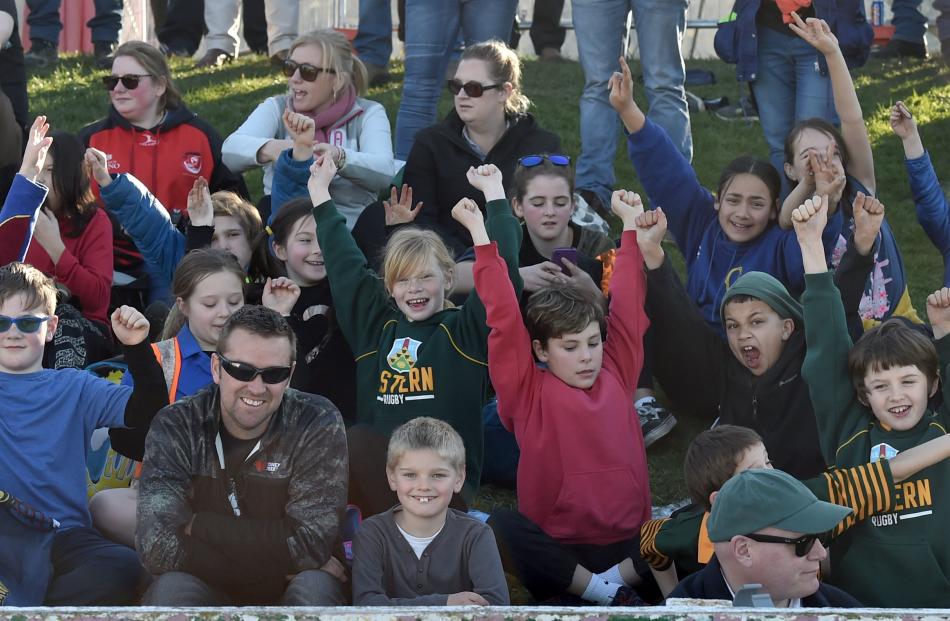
[796,194,950,607]
[352,417,509,606]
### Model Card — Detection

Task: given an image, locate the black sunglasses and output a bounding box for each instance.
[282,59,336,82]
[217,354,292,384]
[518,154,571,167]
[0,315,51,334]
[102,74,152,91]
[446,79,504,97]
[744,532,824,557]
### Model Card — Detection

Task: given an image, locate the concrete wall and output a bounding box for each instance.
[3,605,950,621]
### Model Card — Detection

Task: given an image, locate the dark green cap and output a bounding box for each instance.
[720,271,803,327]
[707,469,852,542]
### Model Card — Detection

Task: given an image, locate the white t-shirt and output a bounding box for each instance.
[396,523,444,559]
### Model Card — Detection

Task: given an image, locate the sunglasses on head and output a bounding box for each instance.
[281,59,336,82]
[518,154,571,168]
[445,79,504,98]
[744,532,824,557]
[217,354,292,384]
[0,315,51,334]
[102,74,152,91]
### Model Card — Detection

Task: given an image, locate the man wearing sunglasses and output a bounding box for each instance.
[138,305,349,605]
[668,469,861,607]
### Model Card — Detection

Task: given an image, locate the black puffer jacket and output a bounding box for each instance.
[403,109,560,257]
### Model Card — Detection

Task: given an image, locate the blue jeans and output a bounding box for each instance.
[26,0,123,44]
[750,28,838,195]
[891,0,927,43]
[573,0,692,207]
[394,0,518,160]
[354,0,393,67]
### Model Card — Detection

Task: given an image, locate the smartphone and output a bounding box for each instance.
[551,247,578,275]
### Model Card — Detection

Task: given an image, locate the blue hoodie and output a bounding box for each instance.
[625,119,842,335]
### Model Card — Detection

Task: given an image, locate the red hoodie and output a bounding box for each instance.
[474,231,652,545]
[79,104,247,217]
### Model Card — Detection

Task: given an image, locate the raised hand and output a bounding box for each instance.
[446,591,490,606]
[451,197,488,245]
[610,189,644,229]
[282,109,316,161]
[465,164,505,201]
[261,277,301,316]
[852,192,885,256]
[383,184,423,226]
[307,155,337,207]
[889,101,917,141]
[810,145,846,206]
[788,13,839,56]
[84,147,113,189]
[187,177,213,227]
[607,56,646,132]
[928,287,950,340]
[18,116,52,183]
[790,194,829,245]
[111,305,150,346]
[634,207,667,269]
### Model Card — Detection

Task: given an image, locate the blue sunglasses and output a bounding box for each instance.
[0,315,51,333]
[518,154,571,167]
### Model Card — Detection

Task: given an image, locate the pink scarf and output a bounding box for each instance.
[775,0,812,23]
[288,84,358,144]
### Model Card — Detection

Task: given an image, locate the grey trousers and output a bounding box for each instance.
[142,569,347,605]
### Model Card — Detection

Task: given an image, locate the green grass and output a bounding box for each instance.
[30,52,950,510]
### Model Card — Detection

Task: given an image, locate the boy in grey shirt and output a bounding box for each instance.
[352,417,509,605]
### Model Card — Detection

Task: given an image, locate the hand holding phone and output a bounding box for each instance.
[551,247,578,276]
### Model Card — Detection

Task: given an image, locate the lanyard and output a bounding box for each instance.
[214,432,261,517]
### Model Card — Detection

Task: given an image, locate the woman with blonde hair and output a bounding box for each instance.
[401,40,560,258]
[79,40,247,302]
[223,28,396,226]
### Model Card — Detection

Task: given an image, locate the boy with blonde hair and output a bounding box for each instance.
[352,417,509,606]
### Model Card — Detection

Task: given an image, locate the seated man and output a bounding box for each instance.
[668,468,861,607]
[137,305,349,605]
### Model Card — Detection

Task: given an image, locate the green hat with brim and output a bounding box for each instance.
[720,271,804,328]
[707,469,852,542]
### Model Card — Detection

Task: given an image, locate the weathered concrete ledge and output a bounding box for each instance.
[2,606,950,621]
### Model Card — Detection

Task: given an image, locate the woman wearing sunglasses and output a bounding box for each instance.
[79,41,247,304]
[401,40,560,259]
[222,29,396,227]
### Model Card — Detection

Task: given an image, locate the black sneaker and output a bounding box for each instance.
[611,585,646,606]
[24,39,58,68]
[578,189,614,223]
[637,398,677,448]
[872,38,929,60]
[93,41,116,70]
[714,95,759,123]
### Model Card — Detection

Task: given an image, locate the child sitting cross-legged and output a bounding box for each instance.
[796,193,950,607]
[640,424,950,597]
[464,189,653,605]
[352,416,509,606]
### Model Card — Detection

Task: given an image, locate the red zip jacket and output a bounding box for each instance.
[474,232,652,545]
[79,103,247,218]
[24,207,112,326]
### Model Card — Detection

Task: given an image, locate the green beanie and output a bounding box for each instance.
[720,271,803,327]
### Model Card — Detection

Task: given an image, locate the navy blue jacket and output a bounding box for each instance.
[714,0,873,82]
[669,555,862,606]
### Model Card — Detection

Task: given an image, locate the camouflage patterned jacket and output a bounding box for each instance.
[137,384,347,600]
